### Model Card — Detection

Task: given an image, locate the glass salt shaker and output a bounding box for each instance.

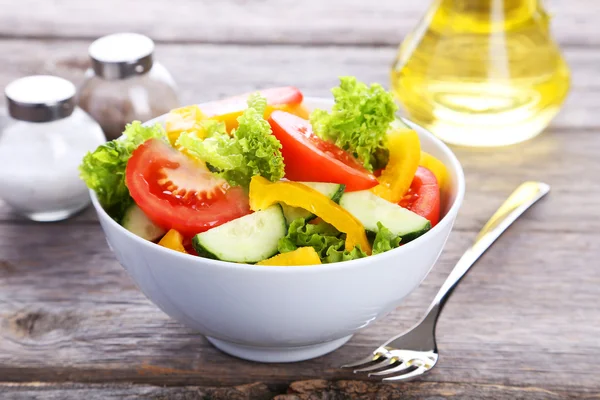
[0,75,106,221]
[78,33,180,140]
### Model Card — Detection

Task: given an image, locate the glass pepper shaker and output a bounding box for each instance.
[78,33,180,140]
[0,75,106,221]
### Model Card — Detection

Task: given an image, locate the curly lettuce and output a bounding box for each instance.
[278,218,367,263]
[197,119,229,139]
[278,218,401,263]
[372,222,402,255]
[176,120,245,172]
[310,76,398,171]
[176,94,285,188]
[79,121,166,220]
[278,218,347,258]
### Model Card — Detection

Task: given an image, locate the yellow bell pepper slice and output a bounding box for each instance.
[165,105,208,146]
[257,247,322,266]
[420,151,448,192]
[371,128,421,203]
[158,229,187,254]
[249,176,371,255]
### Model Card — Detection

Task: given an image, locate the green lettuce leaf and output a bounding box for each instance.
[310,76,398,171]
[176,94,285,188]
[79,121,166,220]
[323,245,368,263]
[372,222,402,255]
[199,119,229,138]
[278,218,367,263]
[176,121,244,172]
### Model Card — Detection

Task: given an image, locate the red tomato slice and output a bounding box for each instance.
[268,111,378,192]
[200,87,304,130]
[126,139,250,237]
[182,237,199,256]
[202,86,302,114]
[398,166,441,227]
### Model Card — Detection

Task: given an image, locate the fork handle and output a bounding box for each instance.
[428,181,550,317]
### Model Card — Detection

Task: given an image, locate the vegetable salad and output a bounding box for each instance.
[80,77,449,266]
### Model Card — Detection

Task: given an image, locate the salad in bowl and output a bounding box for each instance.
[81,77,448,266]
[80,77,464,362]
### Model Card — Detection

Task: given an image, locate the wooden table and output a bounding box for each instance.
[1,1,599,398]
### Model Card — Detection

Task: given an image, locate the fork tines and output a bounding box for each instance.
[342,350,437,382]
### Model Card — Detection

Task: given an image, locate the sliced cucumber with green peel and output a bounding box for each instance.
[192,205,287,263]
[302,182,345,202]
[121,204,166,241]
[340,190,431,243]
[280,204,314,224]
[281,182,345,224]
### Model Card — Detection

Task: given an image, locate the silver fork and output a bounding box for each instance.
[342,181,550,382]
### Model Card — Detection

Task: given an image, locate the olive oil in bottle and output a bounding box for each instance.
[391,0,570,147]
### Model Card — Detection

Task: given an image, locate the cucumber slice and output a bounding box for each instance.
[192,205,287,263]
[280,204,314,224]
[301,182,345,203]
[121,204,166,241]
[281,182,345,224]
[340,190,431,242]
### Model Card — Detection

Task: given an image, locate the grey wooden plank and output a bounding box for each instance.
[0,222,599,391]
[0,39,596,130]
[1,381,594,400]
[0,40,595,129]
[0,205,97,223]
[0,382,278,400]
[0,0,594,46]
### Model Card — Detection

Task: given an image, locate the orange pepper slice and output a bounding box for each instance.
[205,103,309,132]
[166,103,309,143]
[158,229,187,254]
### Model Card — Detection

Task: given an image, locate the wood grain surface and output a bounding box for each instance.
[0,381,587,400]
[0,0,595,46]
[1,215,599,395]
[0,0,599,398]
[1,41,599,130]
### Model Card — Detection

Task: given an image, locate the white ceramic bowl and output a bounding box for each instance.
[91,97,465,363]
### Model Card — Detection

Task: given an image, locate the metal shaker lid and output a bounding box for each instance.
[89,33,155,80]
[5,75,76,123]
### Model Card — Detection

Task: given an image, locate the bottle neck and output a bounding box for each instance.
[435,0,547,27]
[439,0,540,13]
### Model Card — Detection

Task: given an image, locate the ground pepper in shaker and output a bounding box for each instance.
[0,75,106,221]
[78,33,180,140]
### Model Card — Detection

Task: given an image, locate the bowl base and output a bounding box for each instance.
[206,335,353,363]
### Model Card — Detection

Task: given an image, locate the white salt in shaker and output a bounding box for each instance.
[78,33,180,140]
[0,75,106,221]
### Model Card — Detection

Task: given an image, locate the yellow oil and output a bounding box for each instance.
[391,0,570,147]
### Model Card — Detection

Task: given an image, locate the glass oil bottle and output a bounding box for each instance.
[391,0,570,146]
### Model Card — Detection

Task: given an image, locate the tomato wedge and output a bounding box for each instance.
[268,111,378,191]
[126,139,250,237]
[200,87,306,131]
[398,166,441,227]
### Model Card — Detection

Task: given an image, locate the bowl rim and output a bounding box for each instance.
[90,96,465,272]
